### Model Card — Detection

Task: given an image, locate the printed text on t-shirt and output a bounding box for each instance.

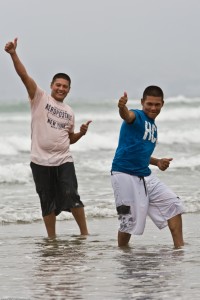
[45,103,72,130]
[143,121,157,143]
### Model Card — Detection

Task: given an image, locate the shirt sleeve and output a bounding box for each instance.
[29,85,45,108]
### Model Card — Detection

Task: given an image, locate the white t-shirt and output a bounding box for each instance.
[30,86,74,166]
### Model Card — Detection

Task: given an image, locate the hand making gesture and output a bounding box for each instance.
[118,92,128,109]
[5,37,18,54]
[80,120,92,135]
[118,92,135,123]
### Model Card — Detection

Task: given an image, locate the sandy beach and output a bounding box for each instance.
[0,213,200,300]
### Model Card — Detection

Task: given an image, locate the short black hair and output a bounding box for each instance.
[143,85,164,100]
[51,73,71,86]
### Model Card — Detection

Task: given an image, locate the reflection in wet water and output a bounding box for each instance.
[1,217,200,299]
[114,246,185,300]
[33,237,89,299]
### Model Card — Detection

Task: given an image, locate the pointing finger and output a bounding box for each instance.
[124,92,128,98]
[85,120,92,126]
[14,37,18,47]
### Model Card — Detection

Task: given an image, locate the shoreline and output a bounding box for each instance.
[0,212,198,243]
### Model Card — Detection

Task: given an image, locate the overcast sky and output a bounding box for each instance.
[1,0,200,101]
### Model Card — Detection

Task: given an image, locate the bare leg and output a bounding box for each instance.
[118,231,131,247]
[43,212,56,239]
[71,207,89,235]
[168,214,184,248]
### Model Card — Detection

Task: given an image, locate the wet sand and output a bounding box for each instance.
[0,213,200,299]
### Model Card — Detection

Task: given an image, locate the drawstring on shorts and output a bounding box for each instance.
[139,176,147,196]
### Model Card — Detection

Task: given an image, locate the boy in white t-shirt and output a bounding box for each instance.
[5,38,91,238]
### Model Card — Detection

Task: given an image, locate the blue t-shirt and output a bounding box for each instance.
[111,109,157,176]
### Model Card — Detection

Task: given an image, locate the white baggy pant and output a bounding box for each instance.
[111,172,184,235]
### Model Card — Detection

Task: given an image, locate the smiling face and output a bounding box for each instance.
[50,78,70,102]
[141,96,164,119]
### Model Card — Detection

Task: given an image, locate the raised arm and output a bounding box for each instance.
[118,92,136,123]
[4,38,37,100]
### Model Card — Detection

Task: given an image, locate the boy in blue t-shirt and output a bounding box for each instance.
[111,86,184,248]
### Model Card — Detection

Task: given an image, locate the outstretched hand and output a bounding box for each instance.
[5,37,18,54]
[157,158,173,171]
[80,120,92,135]
[118,92,128,109]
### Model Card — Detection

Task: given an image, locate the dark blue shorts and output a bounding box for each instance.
[30,162,84,217]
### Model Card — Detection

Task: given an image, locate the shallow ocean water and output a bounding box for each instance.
[0,214,200,300]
